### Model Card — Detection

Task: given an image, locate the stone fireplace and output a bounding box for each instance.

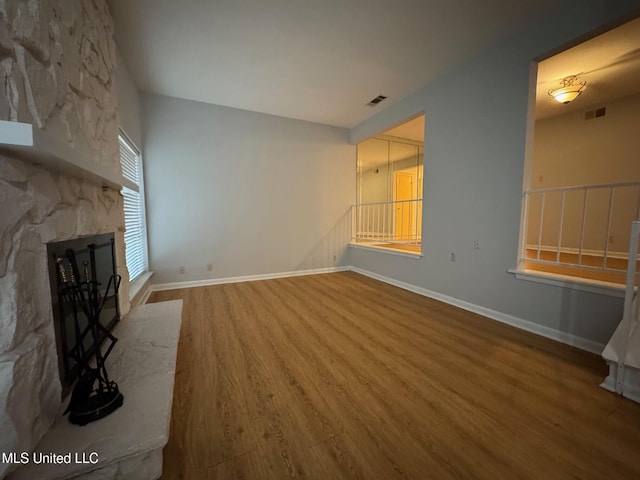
[0,1,130,478]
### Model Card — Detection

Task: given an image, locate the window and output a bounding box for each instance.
[119,132,148,283]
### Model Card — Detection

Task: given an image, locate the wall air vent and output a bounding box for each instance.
[367,95,387,107]
[585,106,606,120]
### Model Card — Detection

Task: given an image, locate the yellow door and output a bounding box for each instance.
[395,173,413,241]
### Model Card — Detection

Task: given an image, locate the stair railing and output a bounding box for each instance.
[352,199,423,246]
[521,181,640,275]
[617,220,640,394]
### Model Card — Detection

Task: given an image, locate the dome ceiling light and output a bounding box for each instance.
[548,75,587,104]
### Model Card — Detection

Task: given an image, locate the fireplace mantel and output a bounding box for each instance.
[0,121,138,192]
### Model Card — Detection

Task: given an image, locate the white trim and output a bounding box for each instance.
[350,266,605,355]
[138,285,152,305]
[349,242,422,258]
[624,388,640,404]
[601,361,640,404]
[151,266,350,292]
[600,368,616,393]
[129,271,153,306]
[508,268,625,298]
[525,244,630,260]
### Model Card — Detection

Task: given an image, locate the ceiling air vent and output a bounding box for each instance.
[367,95,387,107]
[585,106,606,120]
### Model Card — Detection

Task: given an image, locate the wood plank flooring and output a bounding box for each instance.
[149,271,640,479]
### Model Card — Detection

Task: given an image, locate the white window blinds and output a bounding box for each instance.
[119,133,147,283]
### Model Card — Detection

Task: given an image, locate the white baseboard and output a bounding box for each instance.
[601,361,640,404]
[138,285,152,305]
[129,271,154,307]
[600,377,616,393]
[151,266,350,292]
[624,389,640,403]
[350,266,605,355]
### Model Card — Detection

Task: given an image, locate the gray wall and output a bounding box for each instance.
[142,94,355,284]
[115,47,143,148]
[349,0,640,346]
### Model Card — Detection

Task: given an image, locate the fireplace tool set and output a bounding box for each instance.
[55,246,124,425]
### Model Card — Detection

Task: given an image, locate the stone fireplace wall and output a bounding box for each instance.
[0,1,129,477]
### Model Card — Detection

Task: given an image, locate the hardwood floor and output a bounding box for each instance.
[149,271,640,479]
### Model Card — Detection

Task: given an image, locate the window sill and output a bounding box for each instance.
[507,268,625,298]
[349,242,423,259]
[129,271,154,301]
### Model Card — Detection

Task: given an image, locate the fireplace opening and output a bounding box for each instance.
[46,233,121,399]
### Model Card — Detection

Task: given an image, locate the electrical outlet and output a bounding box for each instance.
[333,254,337,262]
[207,263,213,271]
[450,253,455,262]
[179,266,185,274]
[474,240,480,250]
[608,235,614,244]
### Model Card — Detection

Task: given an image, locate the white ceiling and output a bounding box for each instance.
[535,16,640,120]
[108,0,564,128]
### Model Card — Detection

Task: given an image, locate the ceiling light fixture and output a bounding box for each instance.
[548,75,586,104]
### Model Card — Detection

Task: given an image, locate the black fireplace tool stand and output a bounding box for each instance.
[56,247,124,426]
